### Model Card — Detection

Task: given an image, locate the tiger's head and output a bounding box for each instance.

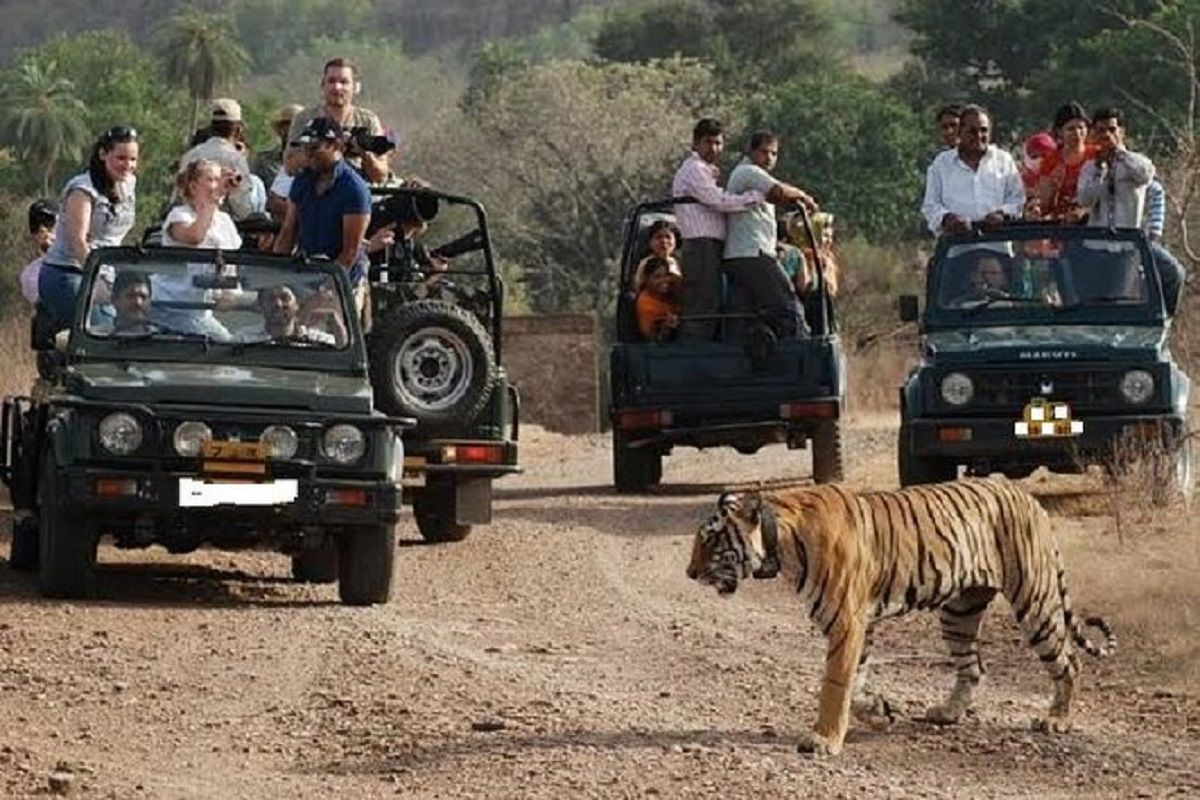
[686,491,779,595]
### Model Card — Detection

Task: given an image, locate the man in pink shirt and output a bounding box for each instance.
[671,118,764,340]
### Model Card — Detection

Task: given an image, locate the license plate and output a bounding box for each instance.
[1014,399,1083,439]
[178,478,298,508]
[201,440,268,460]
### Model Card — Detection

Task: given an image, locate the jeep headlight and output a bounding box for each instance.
[1120,370,1155,405]
[172,421,212,457]
[323,424,365,464]
[940,372,974,406]
[98,412,143,455]
[260,425,299,459]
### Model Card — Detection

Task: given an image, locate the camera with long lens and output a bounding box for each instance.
[348,126,396,157]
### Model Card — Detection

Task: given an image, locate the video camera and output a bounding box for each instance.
[348,126,396,157]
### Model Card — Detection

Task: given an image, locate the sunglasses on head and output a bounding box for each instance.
[101,126,139,145]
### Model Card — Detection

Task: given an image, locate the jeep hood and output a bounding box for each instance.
[925,325,1165,364]
[67,361,374,414]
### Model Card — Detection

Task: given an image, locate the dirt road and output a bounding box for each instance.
[1,416,1196,798]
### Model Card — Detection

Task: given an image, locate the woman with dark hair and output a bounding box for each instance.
[633,218,680,290]
[39,126,139,327]
[1033,102,1096,221]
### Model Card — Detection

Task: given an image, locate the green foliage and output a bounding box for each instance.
[155,8,251,136]
[744,70,927,241]
[0,60,89,195]
[409,58,728,313]
[20,30,191,224]
[593,0,836,84]
[227,0,379,70]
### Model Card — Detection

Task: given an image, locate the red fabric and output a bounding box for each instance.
[635,291,678,339]
[1035,144,1099,218]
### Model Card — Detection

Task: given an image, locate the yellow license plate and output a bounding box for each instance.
[1015,399,1083,439]
[201,440,268,460]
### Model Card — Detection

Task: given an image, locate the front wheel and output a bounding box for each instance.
[898,426,957,486]
[811,420,844,484]
[337,524,396,606]
[38,453,97,598]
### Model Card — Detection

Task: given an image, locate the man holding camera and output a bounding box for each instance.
[287,57,390,185]
[178,98,259,221]
[273,118,372,317]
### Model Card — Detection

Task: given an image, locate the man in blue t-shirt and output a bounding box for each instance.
[274,118,371,315]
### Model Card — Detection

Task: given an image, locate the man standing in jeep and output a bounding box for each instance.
[273,119,371,318]
[671,118,765,341]
[288,57,389,185]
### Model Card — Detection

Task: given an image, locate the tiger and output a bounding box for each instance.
[686,477,1115,756]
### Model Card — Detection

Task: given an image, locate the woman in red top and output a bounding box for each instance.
[1035,102,1097,221]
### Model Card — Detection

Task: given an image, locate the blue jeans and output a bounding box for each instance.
[1150,242,1186,316]
[38,263,83,329]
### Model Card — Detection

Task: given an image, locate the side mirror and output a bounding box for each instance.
[54,329,70,353]
[898,294,919,323]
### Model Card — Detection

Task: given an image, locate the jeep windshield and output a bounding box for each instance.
[925,227,1164,329]
[81,249,352,350]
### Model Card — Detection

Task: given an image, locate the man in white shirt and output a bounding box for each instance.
[178,99,259,221]
[670,118,765,340]
[921,105,1025,236]
[723,132,819,338]
[1076,107,1154,229]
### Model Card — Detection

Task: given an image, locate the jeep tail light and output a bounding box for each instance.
[441,444,504,465]
[936,426,973,443]
[615,410,673,430]
[780,402,838,420]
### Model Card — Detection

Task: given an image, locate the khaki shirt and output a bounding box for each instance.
[287,104,384,173]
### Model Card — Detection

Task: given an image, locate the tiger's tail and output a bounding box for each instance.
[1056,558,1116,658]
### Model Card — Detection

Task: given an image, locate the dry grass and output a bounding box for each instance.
[846,338,914,414]
[1062,510,1199,691]
[0,311,36,398]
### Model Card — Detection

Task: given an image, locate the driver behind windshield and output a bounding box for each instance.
[91,270,154,336]
[950,255,1012,307]
[236,284,346,347]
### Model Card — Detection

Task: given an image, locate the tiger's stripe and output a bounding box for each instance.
[686,477,1114,756]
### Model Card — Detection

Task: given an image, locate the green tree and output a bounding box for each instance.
[593,0,835,85]
[0,59,89,194]
[28,29,191,226]
[409,58,729,313]
[744,69,926,242]
[155,8,251,140]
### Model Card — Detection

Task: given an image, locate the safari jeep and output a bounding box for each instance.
[0,247,412,604]
[898,225,1194,500]
[363,188,520,541]
[609,199,846,492]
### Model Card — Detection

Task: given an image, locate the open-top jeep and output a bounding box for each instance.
[609,198,846,492]
[1,247,412,604]
[363,188,520,540]
[898,225,1193,500]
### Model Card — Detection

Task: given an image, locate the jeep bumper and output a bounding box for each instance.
[59,466,403,528]
[907,412,1187,462]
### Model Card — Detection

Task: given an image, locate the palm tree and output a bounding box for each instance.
[0,59,90,195]
[155,8,250,140]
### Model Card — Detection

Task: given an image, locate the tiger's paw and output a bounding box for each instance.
[852,694,898,731]
[796,731,841,757]
[1032,716,1073,734]
[923,703,965,726]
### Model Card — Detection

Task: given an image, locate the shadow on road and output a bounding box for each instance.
[0,543,337,609]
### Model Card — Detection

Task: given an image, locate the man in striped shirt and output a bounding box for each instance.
[671,119,765,340]
[1144,177,1186,316]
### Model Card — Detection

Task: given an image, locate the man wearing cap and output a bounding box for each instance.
[178,98,258,221]
[254,103,304,191]
[273,118,372,316]
[287,57,389,185]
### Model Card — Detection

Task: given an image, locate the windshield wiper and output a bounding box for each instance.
[112,327,217,347]
[962,295,1046,315]
[230,335,339,353]
[1069,294,1141,305]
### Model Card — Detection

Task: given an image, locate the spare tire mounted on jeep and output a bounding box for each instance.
[369,299,498,434]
